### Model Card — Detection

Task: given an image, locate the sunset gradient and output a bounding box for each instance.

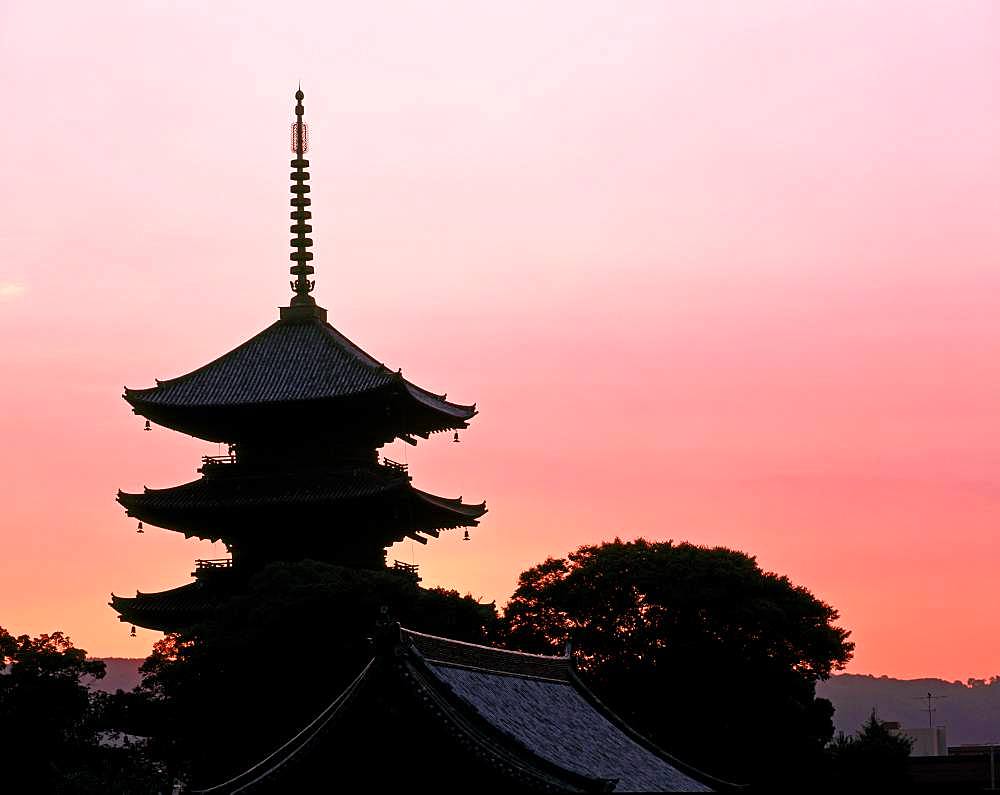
[2,1,999,678]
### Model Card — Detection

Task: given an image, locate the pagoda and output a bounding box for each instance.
[111,89,486,632]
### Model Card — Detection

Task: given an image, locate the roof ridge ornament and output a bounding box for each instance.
[281,86,328,323]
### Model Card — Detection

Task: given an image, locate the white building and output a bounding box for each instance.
[894,725,948,757]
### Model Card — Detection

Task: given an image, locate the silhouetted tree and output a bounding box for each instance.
[828,710,912,787]
[136,560,496,786]
[0,627,158,793]
[499,539,854,787]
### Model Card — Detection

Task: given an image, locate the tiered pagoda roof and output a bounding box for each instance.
[123,315,477,445]
[193,626,733,793]
[110,581,225,634]
[117,461,485,543]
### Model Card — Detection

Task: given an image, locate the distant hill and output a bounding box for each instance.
[84,661,1000,745]
[819,674,1000,745]
[86,658,144,693]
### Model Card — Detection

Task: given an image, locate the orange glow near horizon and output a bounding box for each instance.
[2,2,1000,679]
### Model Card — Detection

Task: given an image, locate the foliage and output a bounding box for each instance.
[828,711,913,787]
[136,560,496,786]
[499,538,854,786]
[0,626,159,793]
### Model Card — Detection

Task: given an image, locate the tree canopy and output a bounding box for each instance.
[500,538,854,786]
[0,627,158,792]
[1,628,105,756]
[828,710,913,787]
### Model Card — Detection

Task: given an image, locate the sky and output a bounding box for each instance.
[1,1,998,678]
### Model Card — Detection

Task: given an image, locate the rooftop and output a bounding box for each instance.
[401,628,723,792]
[124,316,475,439]
[194,625,729,792]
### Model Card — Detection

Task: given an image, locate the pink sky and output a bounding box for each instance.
[1,2,999,678]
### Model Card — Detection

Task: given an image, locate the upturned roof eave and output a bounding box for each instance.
[400,380,477,421]
[412,489,488,517]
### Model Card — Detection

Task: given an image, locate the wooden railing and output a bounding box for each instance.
[392,560,420,578]
[382,457,409,475]
[193,558,233,573]
[201,455,236,467]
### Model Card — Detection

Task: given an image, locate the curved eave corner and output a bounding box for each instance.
[414,489,487,520]
[402,382,478,425]
[108,593,137,624]
[122,387,152,413]
[117,490,167,527]
[123,390,172,430]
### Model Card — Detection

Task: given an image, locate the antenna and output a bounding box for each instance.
[916,692,947,729]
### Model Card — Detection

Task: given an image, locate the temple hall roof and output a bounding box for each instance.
[402,629,720,792]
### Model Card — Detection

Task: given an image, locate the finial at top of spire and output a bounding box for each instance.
[282,85,324,321]
[291,89,308,152]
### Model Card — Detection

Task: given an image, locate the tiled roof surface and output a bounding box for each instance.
[124,318,475,421]
[404,629,714,793]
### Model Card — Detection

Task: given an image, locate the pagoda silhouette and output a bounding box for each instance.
[110,89,486,632]
[109,89,731,793]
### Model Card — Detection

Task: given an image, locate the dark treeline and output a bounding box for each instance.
[0,629,158,791]
[2,539,914,792]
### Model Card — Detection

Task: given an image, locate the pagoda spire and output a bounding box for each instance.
[289,86,315,307]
